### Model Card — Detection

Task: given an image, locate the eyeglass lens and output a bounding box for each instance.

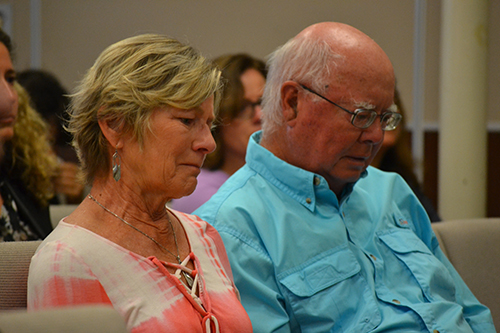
[352,110,401,131]
[299,83,402,131]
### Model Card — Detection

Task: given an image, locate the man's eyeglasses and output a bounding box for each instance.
[299,84,402,131]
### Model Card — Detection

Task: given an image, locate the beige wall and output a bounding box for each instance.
[1,0,498,125]
[488,0,500,123]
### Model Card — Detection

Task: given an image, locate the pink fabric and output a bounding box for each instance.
[27,211,252,333]
[171,168,229,213]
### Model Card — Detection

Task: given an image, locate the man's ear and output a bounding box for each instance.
[281,81,299,122]
[98,115,124,149]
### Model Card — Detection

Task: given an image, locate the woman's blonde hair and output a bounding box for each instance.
[7,83,58,206]
[67,34,222,185]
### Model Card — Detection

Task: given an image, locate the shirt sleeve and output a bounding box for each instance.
[430,237,496,332]
[217,229,293,333]
[398,172,496,332]
[28,241,112,309]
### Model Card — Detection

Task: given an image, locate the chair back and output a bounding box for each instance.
[432,218,500,331]
[0,240,42,310]
[0,305,129,333]
[49,204,78,227]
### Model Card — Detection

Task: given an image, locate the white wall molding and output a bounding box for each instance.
[406,122,500,133]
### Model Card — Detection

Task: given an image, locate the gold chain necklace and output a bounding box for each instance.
[88,194,194,287]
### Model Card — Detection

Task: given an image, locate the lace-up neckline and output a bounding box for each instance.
[151,254,220,332]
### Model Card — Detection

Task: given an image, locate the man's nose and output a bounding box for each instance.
[361,120,384,145]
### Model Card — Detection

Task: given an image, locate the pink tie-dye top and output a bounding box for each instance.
[27,210,252,333]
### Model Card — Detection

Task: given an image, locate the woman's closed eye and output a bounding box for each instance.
[179,117,195,126]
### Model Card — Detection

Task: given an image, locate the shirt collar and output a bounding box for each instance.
[246,131,369,211]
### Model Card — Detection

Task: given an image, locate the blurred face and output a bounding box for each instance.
[0,43,18,160]
[285,69,395,195]
[221,68,266,162]
[120,96,216,200]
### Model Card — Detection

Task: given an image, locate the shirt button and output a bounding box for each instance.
[433,330,440,333]
[370,254,377,261]
[392,299,401,304]
[313,176,320,186]
[306,198,312,204]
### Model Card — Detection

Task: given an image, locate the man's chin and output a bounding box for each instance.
[339,168,366,185]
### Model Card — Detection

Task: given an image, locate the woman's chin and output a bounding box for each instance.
[0,126,14,142]
[171,179,198,199]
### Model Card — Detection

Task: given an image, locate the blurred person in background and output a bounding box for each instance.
[18,69,85,204]
[0,28,57,241]
[371,89,440,222]
[171,53,266,213]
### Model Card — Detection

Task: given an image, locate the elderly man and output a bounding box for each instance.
[195,22,494,332]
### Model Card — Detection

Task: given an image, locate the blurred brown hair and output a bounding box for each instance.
[204,53,266,170]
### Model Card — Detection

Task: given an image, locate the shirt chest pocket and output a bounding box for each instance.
[378,230,457,302]
[278,245,381,332]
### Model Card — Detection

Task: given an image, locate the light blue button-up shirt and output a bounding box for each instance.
[195,131,495,333]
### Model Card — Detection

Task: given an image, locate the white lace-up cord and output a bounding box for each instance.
[173,255,200,300]
[203,314,220,333]
[172,255,220,332]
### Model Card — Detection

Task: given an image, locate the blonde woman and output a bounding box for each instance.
[28,34,252,333]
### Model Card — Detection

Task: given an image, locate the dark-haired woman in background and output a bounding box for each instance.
[171,53,266,213]
[371,89,440,222]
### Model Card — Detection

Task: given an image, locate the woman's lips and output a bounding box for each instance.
[0,115,15,125]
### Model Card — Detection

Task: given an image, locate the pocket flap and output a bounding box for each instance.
[379,230,432,255]
[279,245,360,297]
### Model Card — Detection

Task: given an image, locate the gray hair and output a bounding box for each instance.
[261,34,342,136]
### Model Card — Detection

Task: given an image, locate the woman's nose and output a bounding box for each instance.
[195,125,216,154]
[0,79,18,116]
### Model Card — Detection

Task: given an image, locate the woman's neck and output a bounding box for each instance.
[219,154,245,176]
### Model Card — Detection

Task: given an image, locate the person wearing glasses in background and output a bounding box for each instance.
[171,53,266,213]
[194,22,494,332]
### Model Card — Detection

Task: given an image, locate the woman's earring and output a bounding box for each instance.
[112,149,121,181]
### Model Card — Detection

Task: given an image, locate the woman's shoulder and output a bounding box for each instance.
[172,209,209,231]
[171,209,225,246]
[34,222,95,257]
[36,221,135,261]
